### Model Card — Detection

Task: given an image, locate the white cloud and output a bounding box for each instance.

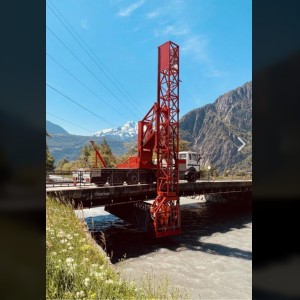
[118,0,145,17]
[181,36,208,61]
[154,23,190,37]
[146,10,160,19]
[141,2,223,78]
[80,19,89,29]
[182,36,224,78]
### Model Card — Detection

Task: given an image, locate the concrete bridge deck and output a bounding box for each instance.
[46,180,252,208]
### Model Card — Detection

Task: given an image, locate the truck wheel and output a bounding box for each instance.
[187,172,196,182]
[112,173,124,185]
[127,172,138,185]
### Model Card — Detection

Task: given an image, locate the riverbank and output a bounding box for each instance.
[46,197,185,299]
[80,197,252,299]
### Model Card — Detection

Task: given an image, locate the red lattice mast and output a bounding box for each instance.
[150,41,181,237]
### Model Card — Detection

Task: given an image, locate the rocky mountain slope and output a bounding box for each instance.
[180,81,252,172]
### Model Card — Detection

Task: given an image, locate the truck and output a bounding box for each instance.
[80,149,201,186]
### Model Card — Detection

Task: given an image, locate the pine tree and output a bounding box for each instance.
[99,138,116,168]
[56,158,69,171]
[46,143,55,171]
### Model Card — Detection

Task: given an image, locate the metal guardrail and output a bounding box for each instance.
[46,170,94,187]
[46,170,252,188]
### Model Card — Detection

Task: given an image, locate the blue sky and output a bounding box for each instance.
[46,0,252,136]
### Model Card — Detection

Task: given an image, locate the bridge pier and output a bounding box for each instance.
[105,202,155,235]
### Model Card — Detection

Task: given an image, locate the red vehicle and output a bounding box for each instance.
[88,41,183,237]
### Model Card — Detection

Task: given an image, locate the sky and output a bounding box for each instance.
[46,0,252,136]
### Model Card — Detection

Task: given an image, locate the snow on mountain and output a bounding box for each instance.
[94,121,138,140]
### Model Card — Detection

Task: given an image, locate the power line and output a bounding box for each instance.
[46,112,136,146]
[47,83,114,126]
[46,25,139,119]
[47,53,128,120]
[47,0,142,115]
[47,112,96,134]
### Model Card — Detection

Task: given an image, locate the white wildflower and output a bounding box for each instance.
[66,234,73,240]
[84,277,90,287]
[66,257,74,264]
[91,271,103,279]
[105,279,113,284]
[51,252,57,256]
[60,239,67,244]
[68,246,74,250]
[57,230,65,238]
[76,290,85,298]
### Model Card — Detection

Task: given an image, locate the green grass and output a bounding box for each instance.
[46,197,187,299]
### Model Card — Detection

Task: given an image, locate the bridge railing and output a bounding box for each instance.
[46,170,94,187]
[46,171,252,187]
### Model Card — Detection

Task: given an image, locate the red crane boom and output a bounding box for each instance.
[90,140,107,168]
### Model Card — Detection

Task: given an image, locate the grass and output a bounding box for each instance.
[46,197,187,299]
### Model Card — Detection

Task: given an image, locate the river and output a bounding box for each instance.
[76,197,252,299]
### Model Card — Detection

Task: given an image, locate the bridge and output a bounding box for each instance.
[46,180,252,208]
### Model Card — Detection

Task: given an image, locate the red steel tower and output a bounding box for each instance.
[150,41,181,237]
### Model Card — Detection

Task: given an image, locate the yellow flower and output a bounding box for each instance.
[88,292,97,299]
[80,244,92,252]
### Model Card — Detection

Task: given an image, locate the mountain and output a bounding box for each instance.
[46,120,69,135]
[180,81,252,172]
[46,121,137,163]
[47,83,252,171]
[95,121,138,140]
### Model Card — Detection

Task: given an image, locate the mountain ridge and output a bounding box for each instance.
[46,120,69,135]
[180,81,252,172]
[94,121,138,140]
[46,121,137,162]
[47,81,252,172]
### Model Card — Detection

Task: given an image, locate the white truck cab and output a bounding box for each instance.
[179,151,201,172]
[178,151,201,182]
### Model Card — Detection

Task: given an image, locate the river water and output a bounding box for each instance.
[76,197,252,299]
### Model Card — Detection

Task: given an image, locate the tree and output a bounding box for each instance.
[81,145,90,160]
[56,158,69,171]
[46,143,55,171]
[46,131,55,171]
[116,141,138,164]
[79,144,94,168]
[179,139,191,151]
[99,138,116,167]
